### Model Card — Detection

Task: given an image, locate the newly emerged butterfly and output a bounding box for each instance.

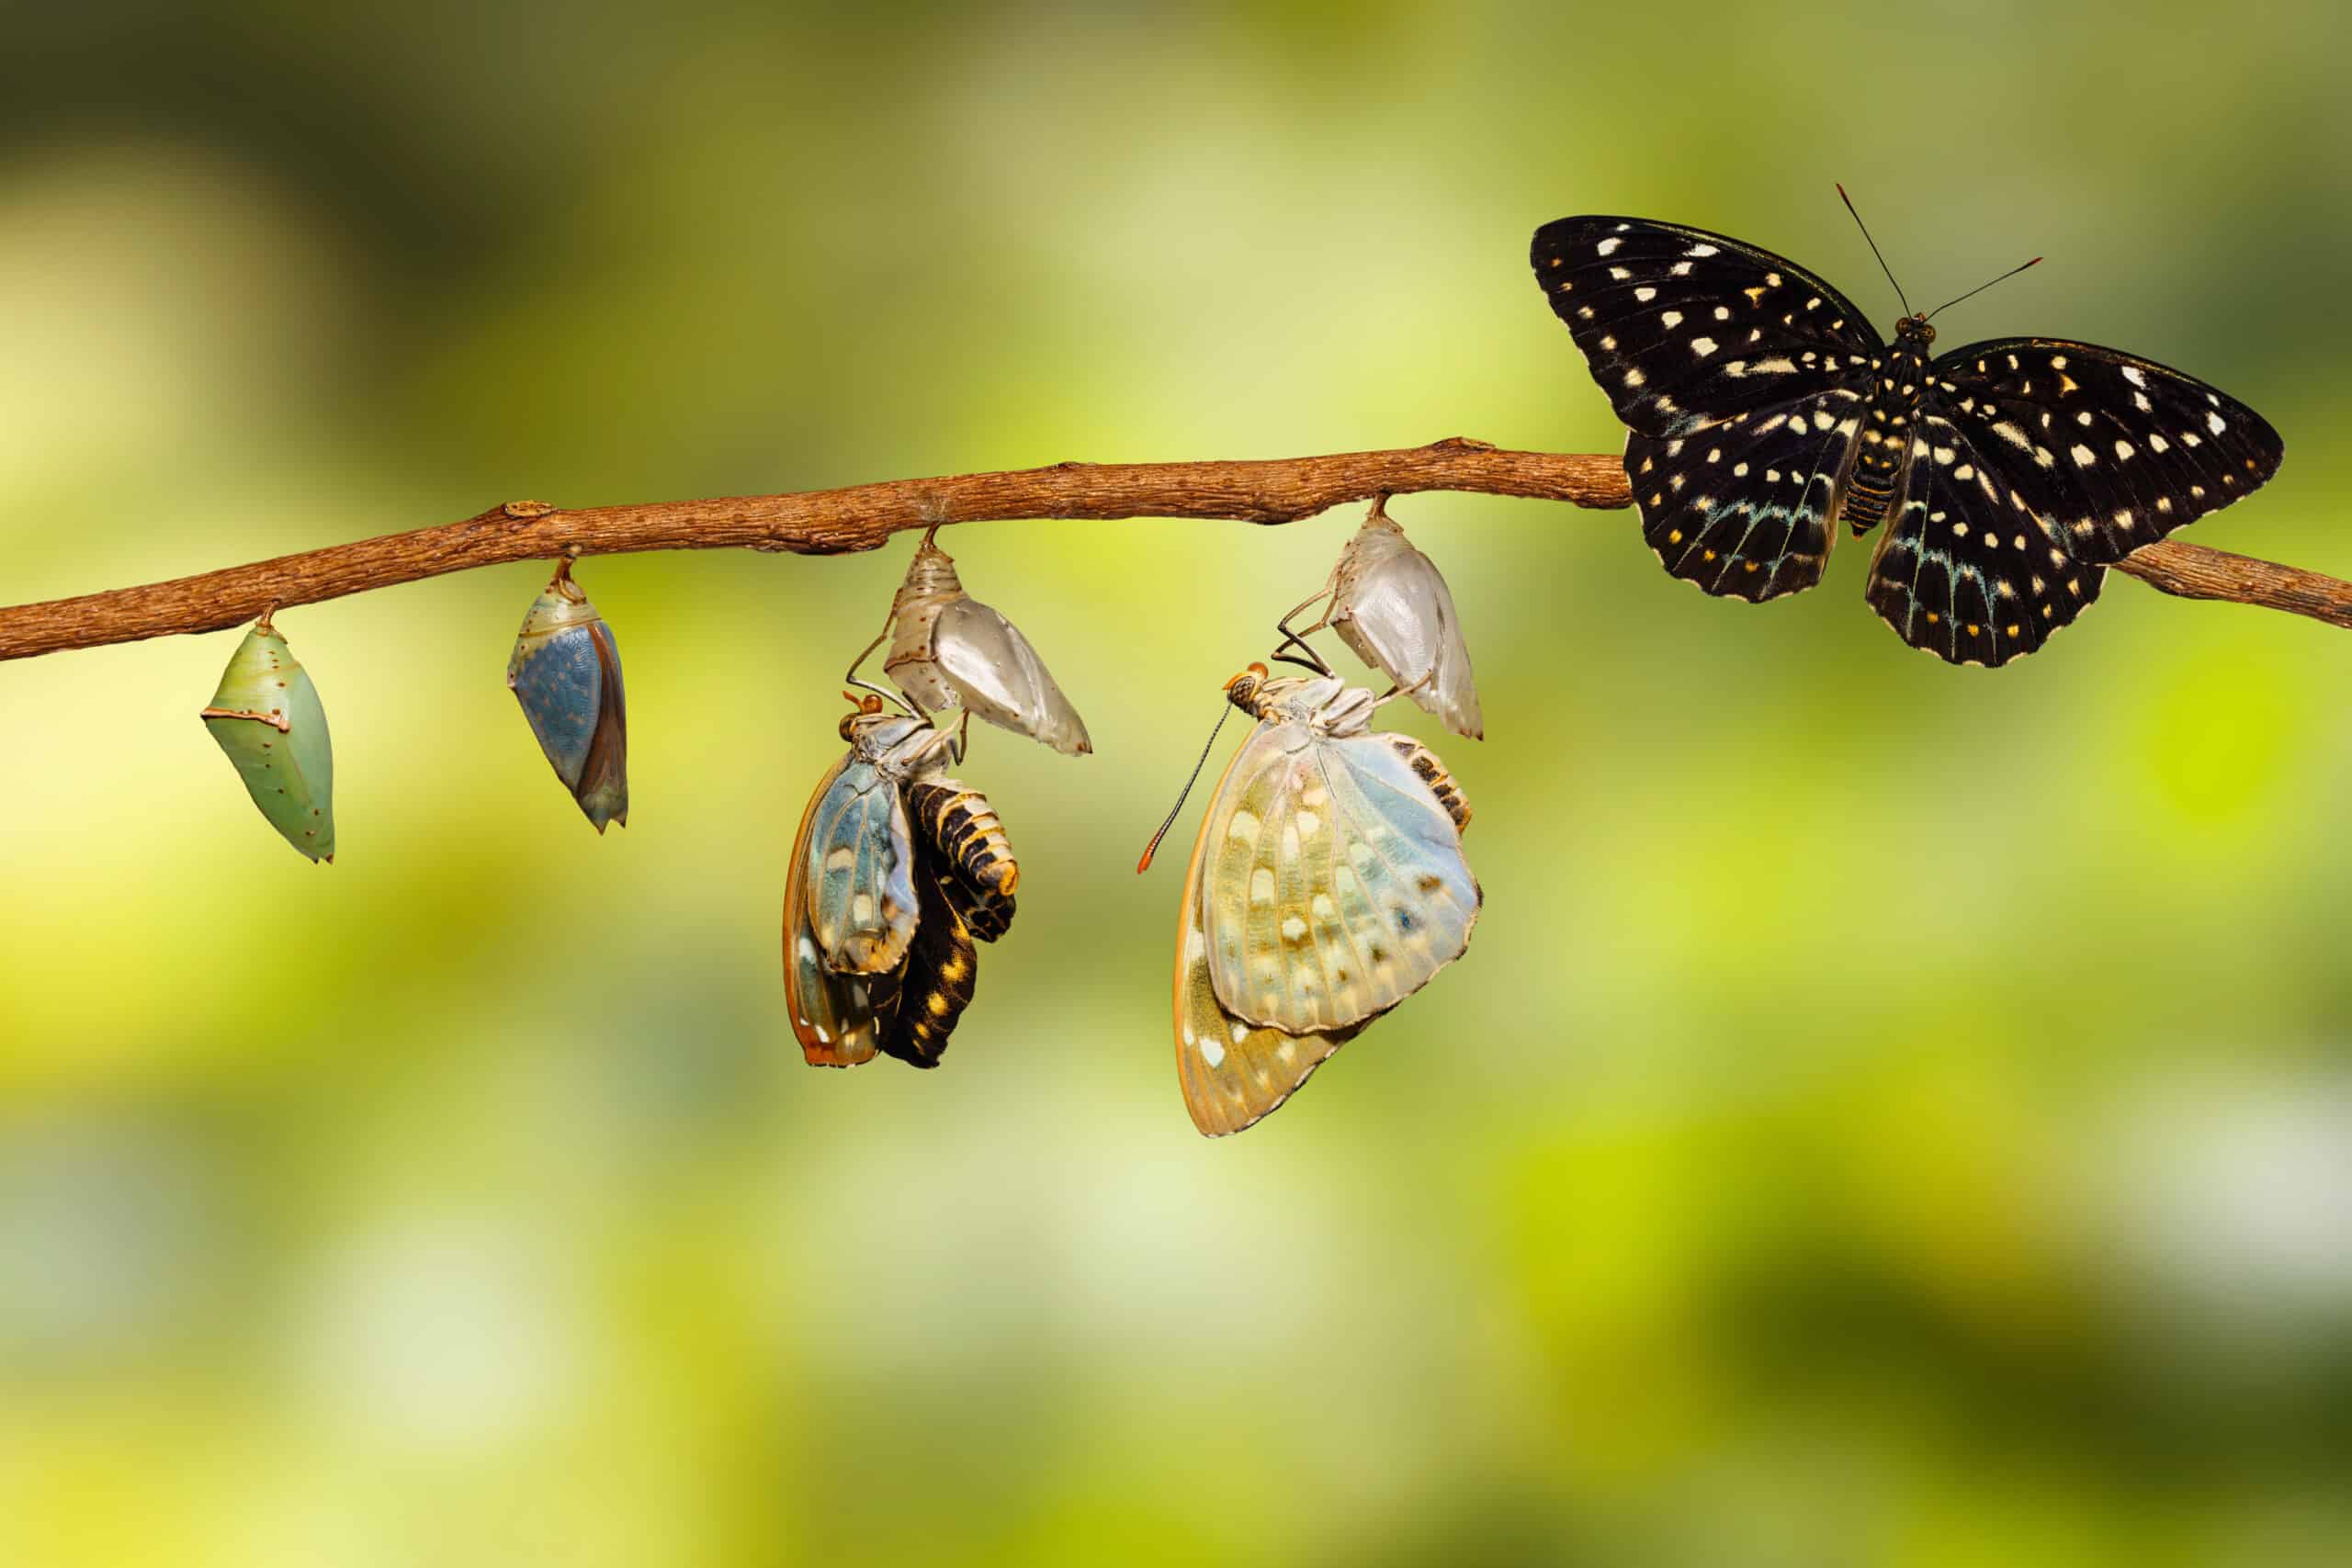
[1531,202,2285,665]
[1159,665,1479,1136]
[783,696,1018,1068]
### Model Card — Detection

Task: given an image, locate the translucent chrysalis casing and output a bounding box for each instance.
[507,562,628,831]
[199,615,335,863]
[881,536,1091,756]
[1328,506,1483,740]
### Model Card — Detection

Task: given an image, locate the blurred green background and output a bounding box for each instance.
[4,3,2350,1564]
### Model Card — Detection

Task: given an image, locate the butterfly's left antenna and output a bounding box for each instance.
[1837,183,1912,318]
[1136,698,1239,874]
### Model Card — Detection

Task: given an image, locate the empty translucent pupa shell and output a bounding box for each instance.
[881,536,1091,756]
[1328,503,1483,740]
[200,614,335,862]
[507,562,628,831]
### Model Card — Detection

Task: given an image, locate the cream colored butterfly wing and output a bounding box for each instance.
[1202,719,1478,1035]
[1172,741,1364,1136]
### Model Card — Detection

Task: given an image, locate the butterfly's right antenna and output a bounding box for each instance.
[1136,696,1242,874]
[1837,183,1912,318]
[1925,254,2044,321]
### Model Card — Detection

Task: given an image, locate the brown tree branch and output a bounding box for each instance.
[0,437,2339,663]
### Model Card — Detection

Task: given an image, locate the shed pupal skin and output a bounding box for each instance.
[881,536,1092,756]
[1323,507,1484,740]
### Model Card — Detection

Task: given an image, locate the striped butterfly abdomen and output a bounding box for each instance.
[907,779,1019,942]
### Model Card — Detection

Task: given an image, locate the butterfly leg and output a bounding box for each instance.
[842,626,917,715]
[1272,568,1339,675]
[1366,666,1438,716]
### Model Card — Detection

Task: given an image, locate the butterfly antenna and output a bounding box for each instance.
[1926,255,2043,321]
[1136,700,1237,874]
[1836,183,1912,318]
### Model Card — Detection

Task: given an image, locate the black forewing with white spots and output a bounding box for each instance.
[1532,216,1883,439]
[1866,338,2285,665]
[1928,338,2283,563]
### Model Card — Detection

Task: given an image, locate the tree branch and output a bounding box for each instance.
[0,437,2339,663]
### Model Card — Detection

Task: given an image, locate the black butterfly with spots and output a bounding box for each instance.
[1531,213,2284,666]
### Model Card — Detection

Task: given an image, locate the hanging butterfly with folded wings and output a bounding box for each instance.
[784,695,1019,1068]
[1144,662,1480,1136]
[1530,202,2284,666]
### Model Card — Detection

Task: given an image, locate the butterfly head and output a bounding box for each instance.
[1222,662,1273,716]
[1894,312,1936,345]
[838,691,888,741]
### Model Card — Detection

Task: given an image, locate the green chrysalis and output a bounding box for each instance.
[200,614,335,863]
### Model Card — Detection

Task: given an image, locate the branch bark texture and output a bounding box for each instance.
[0,439,2339,663]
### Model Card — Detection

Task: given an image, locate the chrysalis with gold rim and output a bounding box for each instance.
[507,561,628,831]
[784,696,1020,1068]
[200,613,335,863]
[879,534,1091,756]
[1160,664,1478,1135]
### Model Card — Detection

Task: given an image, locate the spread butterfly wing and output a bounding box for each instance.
[785,755,886,1066]
[1173,742,1365,1138]
[1869,338,2284,667]
[1203,721,1478,1036]
[1928,337,2284,564]
[801,752,921,974]
[1532,215,1883,439]
[1626,396,1864,601]
[1863,410,2103,666]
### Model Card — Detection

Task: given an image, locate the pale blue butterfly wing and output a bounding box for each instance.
[784,754,886,1066]
[800,739,922,976]
[1202,718,1479,1035]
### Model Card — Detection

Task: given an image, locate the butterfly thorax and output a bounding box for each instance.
[1841,313,1937,537]
[843,711,957,783]
[1224,671,1373,736]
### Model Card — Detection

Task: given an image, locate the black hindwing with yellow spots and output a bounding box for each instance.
[1532,216,2283,666]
